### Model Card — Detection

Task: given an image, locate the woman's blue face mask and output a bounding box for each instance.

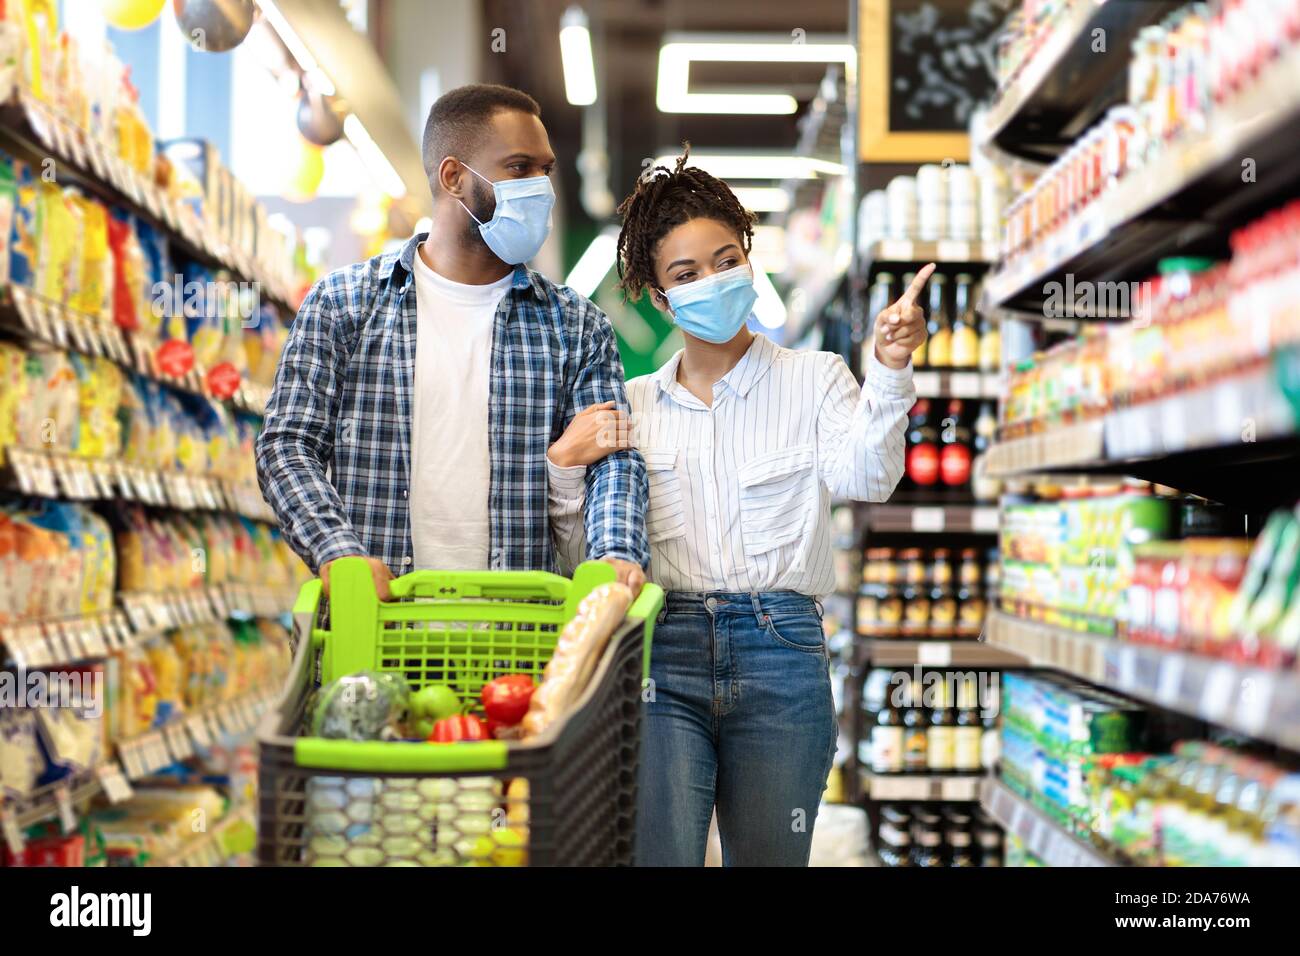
[658,264,757,344]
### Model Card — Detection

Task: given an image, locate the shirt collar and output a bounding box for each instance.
[389,232,542,300]
[652,331,780,400]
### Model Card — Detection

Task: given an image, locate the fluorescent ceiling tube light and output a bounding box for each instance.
[651,153,844,180]
[564,229,618,297]
[343,114,407,198]
[255,1,336,95]
[657,36,855,114]
[731,186,790,213]
[560,6,597,106]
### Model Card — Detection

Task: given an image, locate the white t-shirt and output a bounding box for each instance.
[409,249,513,570]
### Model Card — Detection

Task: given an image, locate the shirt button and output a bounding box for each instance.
[403,489,408,499]
[403,556,412,566]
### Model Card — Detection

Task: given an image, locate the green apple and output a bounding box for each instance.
[410,685,461,721]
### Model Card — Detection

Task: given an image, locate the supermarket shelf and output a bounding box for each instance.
[860,238,998,274]
[0,93,299,314]
[863,503,1000,534]
[116,688,275,781]
[0,284,271,417]
[982,46,1300,311]
[979,775,1118,867]
[1,764,105,836]
[148,804,255,867]
[0,690,274,852]
[1,585,297,669]
[0,446,275,522]
[985,360,1300,506]
[864,639,1025,669]
[984,610,1300,751]
[980,0,1179,160]
[912,369,1002,399]
[861,771,983,802]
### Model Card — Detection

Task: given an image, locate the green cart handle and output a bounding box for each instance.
[387,568,574,601]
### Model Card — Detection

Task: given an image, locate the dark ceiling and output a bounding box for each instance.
[481,0,852,224]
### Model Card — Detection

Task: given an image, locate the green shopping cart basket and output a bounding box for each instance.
[256,557,662,867]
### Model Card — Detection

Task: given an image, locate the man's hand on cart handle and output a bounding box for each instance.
[602,557,645,597]
[321,556,394,601]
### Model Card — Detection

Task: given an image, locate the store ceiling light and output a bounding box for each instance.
[343,114,407,198]
[651,153,844,181]
[559,6,597,107]
[255,0,336,95]
[731,186,790,213]
[656,35,856,115]
[564,229,618,297]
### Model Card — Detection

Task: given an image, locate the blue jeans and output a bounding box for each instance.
[635,590,837,866]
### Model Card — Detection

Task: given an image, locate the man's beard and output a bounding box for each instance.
[460,177,496,249]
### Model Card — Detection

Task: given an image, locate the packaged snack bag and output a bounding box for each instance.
[81,509,115,614]
[35,183,75,305]
[0,510,15,624]
[0,709,41,800]
[107,210,146,333]
[136,219,172,343]
[118,644,159,738]
[0,340,26,453]
[0,153,17,286]
[9,157,36,286]
[17,348,78,453]
[74,195,112,318]
[69,352,124,460]
[145,636,185,723]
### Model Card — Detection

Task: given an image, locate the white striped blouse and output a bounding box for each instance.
[548,332,915,597]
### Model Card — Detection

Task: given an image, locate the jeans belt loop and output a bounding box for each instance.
[750,591,766,625]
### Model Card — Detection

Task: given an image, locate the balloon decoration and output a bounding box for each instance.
[103,0,166,30]
[296,89,346,147]
[172,0,256,53]
[284,140,325,202]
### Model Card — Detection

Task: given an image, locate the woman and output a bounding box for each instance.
[546,151,931,866]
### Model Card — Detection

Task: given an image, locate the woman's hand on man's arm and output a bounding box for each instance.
[547,401,632,468]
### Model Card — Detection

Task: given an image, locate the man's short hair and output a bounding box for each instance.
[422,84,542,182]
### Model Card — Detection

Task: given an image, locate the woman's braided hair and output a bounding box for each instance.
[615,143,757,302]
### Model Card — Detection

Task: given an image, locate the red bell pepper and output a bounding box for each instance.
[428,714,489,742]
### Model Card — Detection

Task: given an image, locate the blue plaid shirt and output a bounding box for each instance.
[256,232,648,577]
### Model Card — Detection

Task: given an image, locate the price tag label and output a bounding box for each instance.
[209,588,229,621]
[936,240,971,261]
[46,303,68,350]
[912,371,941,396]
[206,710,226,741]
[1235,672,1275,735]
[917,642,952,666]
[971,507,1000,533]
[147,732,170,770]
[1,807,24,854]
[55,783,77,834]
[81,621,107,658]
[188,713,213,749]
[120,741,146,780]
[96,762,134,804]
[1156,654,1186,705]
[950,372,982,397]
[912,507,945,532]
[165,723,193,760]
[878,240,913,261]
[1199,664,1236,721]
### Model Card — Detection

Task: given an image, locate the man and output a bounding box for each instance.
[256,84,648,599]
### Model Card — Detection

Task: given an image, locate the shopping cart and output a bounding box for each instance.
[256,557,662,867]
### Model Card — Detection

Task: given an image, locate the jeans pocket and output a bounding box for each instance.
[763,610,826,654]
